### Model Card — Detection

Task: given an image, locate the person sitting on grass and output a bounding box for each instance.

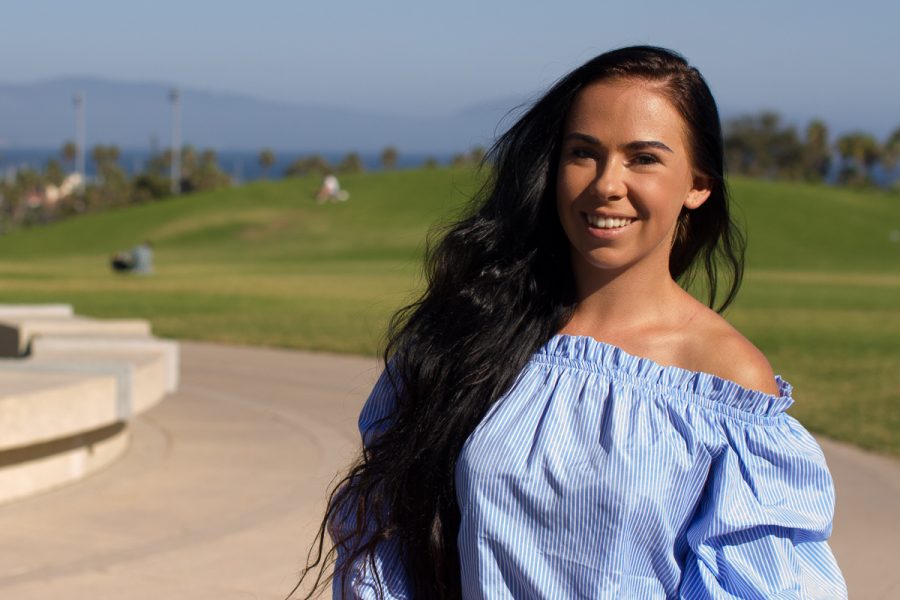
[316,173,349,203]
[111,240,153,274]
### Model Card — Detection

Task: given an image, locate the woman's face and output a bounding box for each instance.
[556,78,710,281]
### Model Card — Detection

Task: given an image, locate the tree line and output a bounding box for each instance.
[256,145,484,178]
[724,112,899,187]
[0,145,383,230]
[1,115,895,233]
[0,144,231,231]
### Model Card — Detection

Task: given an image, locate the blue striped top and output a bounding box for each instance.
[333,334,847,599]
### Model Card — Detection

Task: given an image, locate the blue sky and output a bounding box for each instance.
[4,0,898,136]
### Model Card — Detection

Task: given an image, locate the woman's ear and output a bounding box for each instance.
[684,175,712,210]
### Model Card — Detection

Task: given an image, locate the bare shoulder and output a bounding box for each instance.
[681,304,780,396]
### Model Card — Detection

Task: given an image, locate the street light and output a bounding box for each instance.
[169,88,181,194]
[73,91,86,186]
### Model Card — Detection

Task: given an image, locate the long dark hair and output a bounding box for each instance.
[291,46,744,599]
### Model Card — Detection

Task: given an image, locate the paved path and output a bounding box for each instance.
[0,341,897,599]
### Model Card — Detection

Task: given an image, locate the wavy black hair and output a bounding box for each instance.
[290,45,744,599]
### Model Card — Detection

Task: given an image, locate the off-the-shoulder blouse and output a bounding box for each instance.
[333,334,847,599]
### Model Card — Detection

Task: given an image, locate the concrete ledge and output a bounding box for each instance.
[0,353,169,505]
[31,336,180,393]
[0,316,151,357]
[0,306,176,505]
[0,369,120,452]
[0,304,73,319]
[29,352,168,415]
[0,422,129,504]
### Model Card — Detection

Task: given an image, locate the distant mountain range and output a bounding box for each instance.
[0,78,531,153]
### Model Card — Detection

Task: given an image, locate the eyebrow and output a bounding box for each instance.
[562,132,674,154]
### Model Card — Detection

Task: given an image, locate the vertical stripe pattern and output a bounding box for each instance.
[333,334,847,599]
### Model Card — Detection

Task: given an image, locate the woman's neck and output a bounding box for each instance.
[561,255,693,341]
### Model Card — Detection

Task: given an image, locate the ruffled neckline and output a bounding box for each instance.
[533,334,794,418]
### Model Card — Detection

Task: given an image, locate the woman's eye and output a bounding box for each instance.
[570,147,594,159]
[631,154,658,166]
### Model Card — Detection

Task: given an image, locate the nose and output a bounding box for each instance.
[593,158,627,201]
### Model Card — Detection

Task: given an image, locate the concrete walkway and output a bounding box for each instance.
[0,341,896,599]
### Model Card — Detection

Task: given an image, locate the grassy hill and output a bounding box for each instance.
[0,168,481,352]
[0,168,897,455]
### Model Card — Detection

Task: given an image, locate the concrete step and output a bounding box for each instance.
[0,316,151,356]
[31,336,179,393]
[0,369,129,504]
[0,304,74,319]
[0,369,121,451]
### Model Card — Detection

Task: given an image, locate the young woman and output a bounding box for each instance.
[298,46,847,599]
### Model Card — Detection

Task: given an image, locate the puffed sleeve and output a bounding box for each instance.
[330,366,412,599]
[679,413,848,599]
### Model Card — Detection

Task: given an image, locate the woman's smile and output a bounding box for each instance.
[581,212,638,237]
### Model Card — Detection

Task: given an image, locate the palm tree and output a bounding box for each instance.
[192,148,230,191]
[44,159,65,186]
[451,153,467,168]
[86,145,127,208]
[835,132,881,185]
[60,141,77,171]
[305,154,331,176]
[338,152,364,174]
[90,145,122,176]
[258,148,276,179]
[802,120,831,182]
[181,145,198,179]
[723,111,804,178]
[380,146,398,170]
[284,154,331,178]
[883,127,900,172]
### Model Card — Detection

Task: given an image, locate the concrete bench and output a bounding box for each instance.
[0,369,120,451]
[0,304,73,318]
[0,315,151,356]
[0,367,129,503]
[0,306,177,505]
[0,422,129,505]
[0,353,172,504]
[31,336,180,393]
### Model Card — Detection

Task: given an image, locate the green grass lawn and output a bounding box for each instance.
[0,169,897,456]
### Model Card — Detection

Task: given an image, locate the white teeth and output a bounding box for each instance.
[586,215,633,229]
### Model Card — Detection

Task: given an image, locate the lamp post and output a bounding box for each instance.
[169,88,181,194]
[73,91,86,186]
